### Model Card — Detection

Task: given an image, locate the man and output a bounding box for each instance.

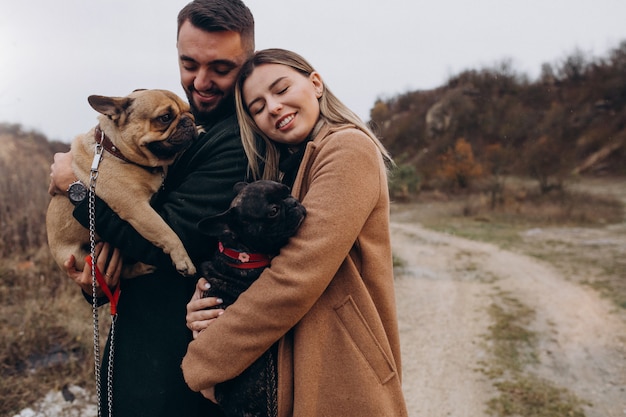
[48,1,254,415]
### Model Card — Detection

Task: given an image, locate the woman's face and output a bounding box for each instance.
[243,63,323,146]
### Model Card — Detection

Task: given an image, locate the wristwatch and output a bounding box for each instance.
[67,180,88,206]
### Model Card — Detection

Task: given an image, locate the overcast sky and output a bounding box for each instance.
[1,0,625,142]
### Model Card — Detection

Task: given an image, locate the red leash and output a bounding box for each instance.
[85,254,121,315]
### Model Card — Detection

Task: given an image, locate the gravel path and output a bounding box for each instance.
[393,221,626,417]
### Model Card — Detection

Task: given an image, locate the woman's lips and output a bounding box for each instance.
[276,113,295,130]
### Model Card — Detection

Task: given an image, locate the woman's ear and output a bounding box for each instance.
[310,71,324,98]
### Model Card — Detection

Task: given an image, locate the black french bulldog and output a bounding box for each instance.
[198,180,306,417]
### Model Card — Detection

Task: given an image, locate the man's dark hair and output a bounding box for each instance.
[177,0,255,54]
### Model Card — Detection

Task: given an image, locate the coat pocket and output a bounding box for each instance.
[334,295,397,384]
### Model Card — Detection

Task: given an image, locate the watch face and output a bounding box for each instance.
[69,182,87,202]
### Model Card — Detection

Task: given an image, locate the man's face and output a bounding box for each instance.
[177,21,248,124]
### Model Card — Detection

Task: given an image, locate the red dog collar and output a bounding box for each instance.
[218,241,272,269]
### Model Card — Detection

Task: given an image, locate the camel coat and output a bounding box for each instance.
[182,124,408,417]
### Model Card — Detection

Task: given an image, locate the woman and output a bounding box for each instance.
[183,48,408,417]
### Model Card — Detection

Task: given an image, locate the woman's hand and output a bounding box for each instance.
[186,278,224,338]
[64,242,122,295]
[49,151,77,196]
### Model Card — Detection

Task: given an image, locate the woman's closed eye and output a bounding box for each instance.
[249,102,265,115]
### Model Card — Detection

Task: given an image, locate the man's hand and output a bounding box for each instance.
[65,242,122,295]
[186,278,224,338]
[49,151,77,196]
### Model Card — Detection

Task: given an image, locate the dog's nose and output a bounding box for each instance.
[169,116,197,145]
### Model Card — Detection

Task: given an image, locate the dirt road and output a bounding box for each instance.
[392,220,626,417]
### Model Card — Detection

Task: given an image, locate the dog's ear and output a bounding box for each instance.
[198,210,232,237]
[233,182,249,194]
[88,95,134,121]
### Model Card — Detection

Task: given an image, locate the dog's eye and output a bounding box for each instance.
[268,205,280,218]
[158,113,172,124]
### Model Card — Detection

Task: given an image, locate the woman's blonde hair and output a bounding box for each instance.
[235,48,392,181]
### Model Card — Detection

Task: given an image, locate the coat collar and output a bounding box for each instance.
[291,122,356,198]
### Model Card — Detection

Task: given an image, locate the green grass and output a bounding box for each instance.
[487,297,537,373]
[489,375,589,417]
[482,292,588,417]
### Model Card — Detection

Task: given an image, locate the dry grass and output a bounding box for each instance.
[0,249,98,415]
[0,130,98,416]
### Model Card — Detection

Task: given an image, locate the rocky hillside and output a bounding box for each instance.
[372,41,626,192]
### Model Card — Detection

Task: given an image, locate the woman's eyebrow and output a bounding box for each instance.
[268,76,287,91]
[247,76,288,109]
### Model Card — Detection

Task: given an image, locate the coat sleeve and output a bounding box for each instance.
[72,117,248,267]
[182,128,386,389]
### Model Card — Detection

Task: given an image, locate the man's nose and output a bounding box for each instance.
[194,68,214,91]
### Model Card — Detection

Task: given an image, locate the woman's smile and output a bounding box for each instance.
[276,113,296,130]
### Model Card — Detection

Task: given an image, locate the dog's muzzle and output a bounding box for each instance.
[147,115,197,159]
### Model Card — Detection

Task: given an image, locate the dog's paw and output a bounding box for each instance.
[177,260,197,277]
[169,245,195,274]
[171,252,196,276]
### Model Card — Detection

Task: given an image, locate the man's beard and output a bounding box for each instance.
[188,91,235,126]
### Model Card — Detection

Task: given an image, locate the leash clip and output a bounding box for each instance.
[91,143,103,173]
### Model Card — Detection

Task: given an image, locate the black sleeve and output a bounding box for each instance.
[73,115,248,269]
[81,289,110,307]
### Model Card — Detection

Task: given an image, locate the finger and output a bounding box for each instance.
[64,254,98,294]
[188,317,222,335]
[186,306,224,326]
[194,278,211,299]
[201,296,224,309]
[196,277,209,290]
[96,243,118,287]
[187,305,224,321]
[84,243,106,289]
[95,242,115,272]
[186,309,224,331]
[186,297,223,316]
[93,241,105,258]
[107,247,123,284]
[91,242,107,282]
[105,261,122,287]
[64,254,83,283]
[63,253,76,272]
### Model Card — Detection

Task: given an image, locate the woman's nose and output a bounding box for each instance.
[267,99,282,115]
